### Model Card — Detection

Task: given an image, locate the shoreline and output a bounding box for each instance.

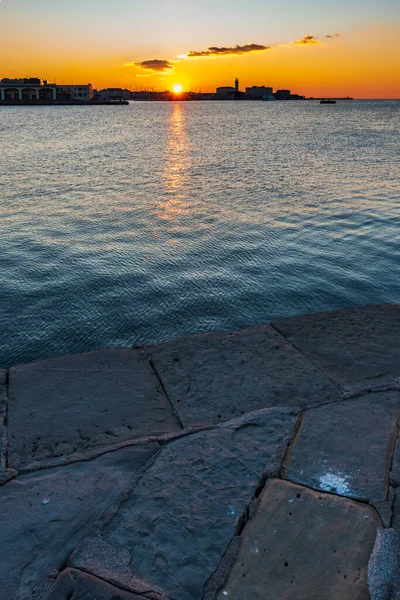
[0,302,399,599]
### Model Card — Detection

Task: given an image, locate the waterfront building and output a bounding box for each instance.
[0,78,93,102]
[55,84,93,101]
[274,89,291,100]
[0,78,57,101]
[245,85,273,99]
[274,89,305,100]
[216,86,237,95]
[97,88,130,101]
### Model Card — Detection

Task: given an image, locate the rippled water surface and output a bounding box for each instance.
[1,101,399,367]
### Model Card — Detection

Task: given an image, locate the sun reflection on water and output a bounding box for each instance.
[157,103,190,223]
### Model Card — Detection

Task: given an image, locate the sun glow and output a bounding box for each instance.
[172,84,183,94]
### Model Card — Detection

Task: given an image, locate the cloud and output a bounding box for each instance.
[326,33,341,38]
[182,43,270,58]
[294,34,321,45]
[125,59,175,73]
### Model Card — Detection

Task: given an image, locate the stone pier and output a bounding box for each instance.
[0,303,399,600]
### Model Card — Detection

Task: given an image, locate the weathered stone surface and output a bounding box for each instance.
[0,369,6,442]
[0,369,7,436]
[146,326,339,427]
[273,304,400,393]
[217,479,381,600]
[390,422,400,487]
[368,528,400,600]
[282,392,400,502]
[43,568,149,600]
[0,443,157,600]
[70,408,299,600]
[393,489,400,535]
[0,369,6,397]
[0,369,9,481]
[8,350,179,468]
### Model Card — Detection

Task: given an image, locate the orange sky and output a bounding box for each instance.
[0,1,399,98]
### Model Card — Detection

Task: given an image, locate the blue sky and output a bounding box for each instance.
[2,0,399,53]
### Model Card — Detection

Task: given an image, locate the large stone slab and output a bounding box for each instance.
[282,391,400,502]
[217,479,381,600]
[8,350,179,468]
[43,569,148,600]
[146,326,339,427]
[273,304,400,393]
[0,443,157,600]
[70,408,299,600]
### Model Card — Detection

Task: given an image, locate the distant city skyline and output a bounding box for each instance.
[0,0,399,98]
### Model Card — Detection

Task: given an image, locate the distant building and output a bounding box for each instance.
[274,89,291,100]
[216,86,236,95]
[245,86,273,99]
[0,77,93,102]
[98,88,130,101]
[0,77,57,101]
[235,78,239,92]
[130,90,173,101]
[274,89,305,100]
[56,84,93,101]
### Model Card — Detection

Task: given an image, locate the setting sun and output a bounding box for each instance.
[172,84,183,94]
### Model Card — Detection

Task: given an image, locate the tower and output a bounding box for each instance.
[235,78,239,92]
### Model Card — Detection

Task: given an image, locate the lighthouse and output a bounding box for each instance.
[235,78,239,92]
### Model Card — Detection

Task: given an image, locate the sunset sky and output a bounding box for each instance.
[0,0,399,98]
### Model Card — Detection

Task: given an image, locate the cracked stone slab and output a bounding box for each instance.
[273,303,400,394]
[0,443,157,600]
[217,479,381,600]
[146,326,339,427]
[8,350,179,468]
[282,391,400,502]
[70,408,299,600]
[42,568,149,600]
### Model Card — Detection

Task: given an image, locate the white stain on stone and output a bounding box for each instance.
[318,472,351,496]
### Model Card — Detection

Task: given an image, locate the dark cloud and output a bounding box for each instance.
[186,43,270,58]
[326,33,341,38]
[134,59,174,72]
[294,34,321,45]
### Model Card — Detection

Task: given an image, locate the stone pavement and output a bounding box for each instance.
[0,303,399,600]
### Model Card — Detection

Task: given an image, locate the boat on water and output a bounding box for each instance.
[262,95,276,101]
[320,99,336,104]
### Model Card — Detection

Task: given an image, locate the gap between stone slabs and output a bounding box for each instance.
[68,408,300,600]
[41,568,154,600]
[281,391,400,504]
[215,478,383,600]
[144,325,342,428]
[272,303,400,396]
[6,350,182,470]
[0,443,159,600]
